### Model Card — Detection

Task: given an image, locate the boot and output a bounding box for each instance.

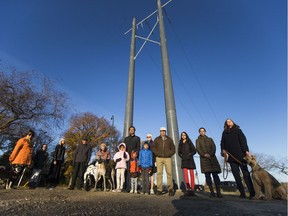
[208,185,215,198]
[215,184,223,198]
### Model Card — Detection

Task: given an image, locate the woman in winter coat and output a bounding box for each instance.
[96,143,111,162]
[28,143,49,188]
[8,129,35,188]
[196,127,222,198]
[178,132,196,194]
[220,118,255,198]
[47,138,66,189]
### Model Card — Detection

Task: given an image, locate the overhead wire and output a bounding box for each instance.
[163,7,223,132]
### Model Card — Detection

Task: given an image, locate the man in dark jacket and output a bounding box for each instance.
[151,127,175,196]
[123,126,140,192]
[220,118,255,199]
[68,138,91,190]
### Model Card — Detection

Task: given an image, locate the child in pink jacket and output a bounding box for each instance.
[113,143,130,192]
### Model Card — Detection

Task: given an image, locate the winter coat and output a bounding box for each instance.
[73,143,92,163]
[178,139,196,169]
[113,143,130,169]
[138,148,153,169]
[220,126,249,163]
[130,158,138,174]
[9,137,33,165]
[96,148,110,161]
[152,135,175,158]
[33,149,49,169]
[123,135,141,155]
[146,140,156,168]
[52,144,66,161]
[196,135,221,173]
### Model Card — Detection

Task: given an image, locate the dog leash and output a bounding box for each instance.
[223,151,245,180]
[223,154,229,180]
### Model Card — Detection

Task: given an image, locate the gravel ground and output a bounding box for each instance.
[0,187,287,216]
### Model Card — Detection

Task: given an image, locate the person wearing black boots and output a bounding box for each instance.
[196,127,223,198]
[220,118,255,199]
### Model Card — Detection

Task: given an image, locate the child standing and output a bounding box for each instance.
[138,141,153,195]
[129,151,139,193]
[113,143,130,192]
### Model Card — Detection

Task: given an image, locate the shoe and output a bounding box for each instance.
[156,190,163,195]
[68,187,74,190]
[130,190,134,193]
[168,189,175,196]
[140,191,144,194]
[117,189,122,192]
[249,192,255,199]
[134,190,138,194]
[239,194,246,198]
[184,190,195,196]
[77,187,83,190]
[150,189,154,195]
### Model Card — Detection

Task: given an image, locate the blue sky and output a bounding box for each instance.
[0,0,287,183]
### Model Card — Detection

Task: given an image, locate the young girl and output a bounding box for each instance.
[113,143,130,192]
[178,132,197,195]
[129,151,139,193]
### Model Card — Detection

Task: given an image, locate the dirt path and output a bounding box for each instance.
[0,187,287,216]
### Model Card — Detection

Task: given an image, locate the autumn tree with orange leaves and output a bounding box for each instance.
[62,112,120,181]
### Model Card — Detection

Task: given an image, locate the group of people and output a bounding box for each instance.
[6,130,66,189]
[6,118,256,199]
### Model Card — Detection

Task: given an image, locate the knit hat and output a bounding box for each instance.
[59,138,65,144]
[146,133,153,139]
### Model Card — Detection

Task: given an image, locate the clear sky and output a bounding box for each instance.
[0,0,287,183]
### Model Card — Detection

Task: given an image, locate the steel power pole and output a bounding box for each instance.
[157,0,183,189]
[123,18,136,139]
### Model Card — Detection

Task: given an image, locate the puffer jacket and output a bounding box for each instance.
[138,148,153,169]
[9,137,34,165]
[196,135,221,173]
[113,143,130,169]
[152,135,175,158]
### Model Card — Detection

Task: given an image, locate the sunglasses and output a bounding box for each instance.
[146,136,151,138]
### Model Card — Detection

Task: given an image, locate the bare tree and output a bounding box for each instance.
[219,153,288,179]
[0,68,69,151]
[253,153,288,176]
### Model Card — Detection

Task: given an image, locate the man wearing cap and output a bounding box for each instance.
[151,127,176,196]
[68,138,91,190]
[123,126,141,192]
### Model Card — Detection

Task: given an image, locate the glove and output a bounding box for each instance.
[138,167,142,173]
[116,158,121,163]
[123,152,127,159]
